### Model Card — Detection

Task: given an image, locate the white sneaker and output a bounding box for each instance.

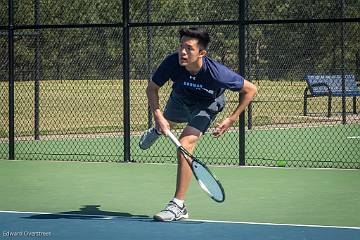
[139,127,161,150]
[153,201,189,222]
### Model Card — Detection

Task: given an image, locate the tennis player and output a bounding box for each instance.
[139,27,257,221]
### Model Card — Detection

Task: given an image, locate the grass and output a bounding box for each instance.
[1,79,359,137]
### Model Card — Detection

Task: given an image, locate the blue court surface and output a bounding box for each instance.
[0,211,359,240]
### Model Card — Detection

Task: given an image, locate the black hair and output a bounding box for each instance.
[179,27,210,49]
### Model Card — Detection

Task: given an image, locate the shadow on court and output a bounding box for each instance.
[23,205,149,220]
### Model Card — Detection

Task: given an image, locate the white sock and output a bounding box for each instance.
[172,198,184,208]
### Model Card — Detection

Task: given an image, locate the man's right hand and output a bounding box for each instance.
[154,112,170,136]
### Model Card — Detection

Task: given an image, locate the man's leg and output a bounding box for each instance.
[174,125,202,200]
[153,125,201,222]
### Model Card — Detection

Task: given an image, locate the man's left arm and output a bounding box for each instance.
[212,80,257,138]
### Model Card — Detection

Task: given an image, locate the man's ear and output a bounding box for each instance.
[199,49,207,57]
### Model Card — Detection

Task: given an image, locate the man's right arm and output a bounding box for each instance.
[146,80,170,135]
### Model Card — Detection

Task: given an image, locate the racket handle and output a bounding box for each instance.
[165,129,181,148]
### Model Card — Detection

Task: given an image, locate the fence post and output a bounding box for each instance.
[146,0,153,129]
[8,0,15,160]
[340,0,346,124]
[245,0,252,131]
[238,0,246,166]
[123,0,131,162]
[34,0,41,140]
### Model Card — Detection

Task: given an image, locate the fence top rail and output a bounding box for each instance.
[0,17,359,30]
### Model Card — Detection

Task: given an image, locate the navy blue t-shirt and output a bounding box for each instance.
[152,52,244,102]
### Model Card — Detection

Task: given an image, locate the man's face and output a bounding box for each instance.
[178,36,205,67]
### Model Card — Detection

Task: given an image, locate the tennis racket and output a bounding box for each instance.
[166,129,225,203]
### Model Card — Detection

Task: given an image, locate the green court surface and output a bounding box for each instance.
[0,159,359,228]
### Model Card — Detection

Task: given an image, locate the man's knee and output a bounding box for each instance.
[179,126,202,151]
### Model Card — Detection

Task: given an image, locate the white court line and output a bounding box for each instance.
[347,136,360,139]
[186,218,360,230]
[1,210,359,230]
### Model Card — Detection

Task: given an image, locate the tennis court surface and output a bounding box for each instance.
[1,160,359,240]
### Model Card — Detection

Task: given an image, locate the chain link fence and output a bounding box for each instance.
[1,0,359,168]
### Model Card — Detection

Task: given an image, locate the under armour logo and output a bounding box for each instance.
[189,76,196,80]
